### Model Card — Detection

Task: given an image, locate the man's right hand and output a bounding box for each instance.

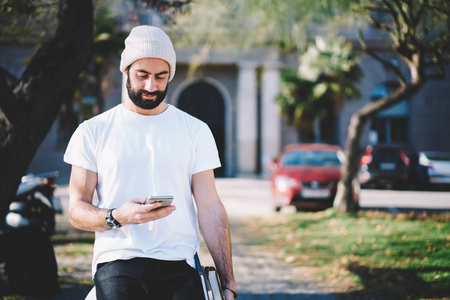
[113,197,176,226]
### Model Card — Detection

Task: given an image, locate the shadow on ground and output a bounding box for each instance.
[338,263,450,300]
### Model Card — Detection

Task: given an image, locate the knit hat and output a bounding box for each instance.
[120,25,176,82]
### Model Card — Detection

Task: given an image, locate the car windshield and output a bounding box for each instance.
[423,152,450,161]
[282,150,341,167]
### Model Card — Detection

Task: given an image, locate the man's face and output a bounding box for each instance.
[126,58,170,110]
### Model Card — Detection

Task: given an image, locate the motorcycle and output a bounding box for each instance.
[1,171,61,297]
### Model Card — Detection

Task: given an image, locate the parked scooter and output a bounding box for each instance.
[1,171,61,297]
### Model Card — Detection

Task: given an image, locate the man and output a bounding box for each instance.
[64,25,237,300]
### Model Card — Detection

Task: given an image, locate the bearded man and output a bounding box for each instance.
[64,25,237,300]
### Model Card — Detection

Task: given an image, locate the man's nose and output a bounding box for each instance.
[144,77,157,91]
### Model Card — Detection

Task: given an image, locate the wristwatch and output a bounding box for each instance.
[106,208,122,228]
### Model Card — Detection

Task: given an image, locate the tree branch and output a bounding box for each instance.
[380,0,402,35]
[363,8,394,35]
[18,0,93,126]
[390,0,411,27]
[413,0,427,27]
[357,28,407,85]
[358,79,423,121]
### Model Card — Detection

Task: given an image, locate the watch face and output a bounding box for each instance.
[106,218,115,228]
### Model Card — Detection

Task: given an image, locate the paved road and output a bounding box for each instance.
[215,178,450,216]
[359,188,450,213]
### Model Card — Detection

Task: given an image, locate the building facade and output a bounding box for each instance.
[2,20,449,184]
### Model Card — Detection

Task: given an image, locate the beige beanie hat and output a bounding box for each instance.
[120,25,176,82]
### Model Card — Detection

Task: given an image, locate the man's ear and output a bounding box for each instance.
[125,65,130,75]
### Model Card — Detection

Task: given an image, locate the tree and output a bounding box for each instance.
[276,36,362,143]
[173,0,450,213]
[0,0,59,44]
[334,0,450,213]
[0,0,192,221]
[171,0,354,54]
[58,2,127,145]
[0,0,94,220]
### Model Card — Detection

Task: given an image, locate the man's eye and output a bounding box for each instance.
[138,73,148,78]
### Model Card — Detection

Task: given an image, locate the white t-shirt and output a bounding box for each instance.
[64,104,221,276]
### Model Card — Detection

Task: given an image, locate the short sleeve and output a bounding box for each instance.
[63,122,98,173]
[192,123,221,174]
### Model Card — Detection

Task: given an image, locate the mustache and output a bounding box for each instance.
[139,90,161,96]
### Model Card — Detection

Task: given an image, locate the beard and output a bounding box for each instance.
[126,76,168,110]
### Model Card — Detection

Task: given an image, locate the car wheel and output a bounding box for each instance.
[274,206,281,212]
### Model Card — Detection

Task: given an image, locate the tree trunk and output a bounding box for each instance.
[334,81,424,213]
[0,0,93,220]
[333,111,369,213]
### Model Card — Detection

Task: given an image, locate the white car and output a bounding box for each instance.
[419,151,450,186]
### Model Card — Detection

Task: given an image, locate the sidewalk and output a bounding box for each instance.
[49,178,340,299]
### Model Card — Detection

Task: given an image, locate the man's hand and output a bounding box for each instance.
[113,197,176,226]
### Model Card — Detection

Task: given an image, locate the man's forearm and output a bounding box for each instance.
[69,200,111,232]
[199,201,236,290]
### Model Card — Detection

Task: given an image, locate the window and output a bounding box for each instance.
[370,117,408,144]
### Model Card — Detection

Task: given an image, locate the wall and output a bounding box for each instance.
[409,66,450,152]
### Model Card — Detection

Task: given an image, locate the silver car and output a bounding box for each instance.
[419,151,450,186]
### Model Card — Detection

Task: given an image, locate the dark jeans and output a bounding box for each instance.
[94,257,205,300]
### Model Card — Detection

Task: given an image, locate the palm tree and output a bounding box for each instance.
[277,36,362,143]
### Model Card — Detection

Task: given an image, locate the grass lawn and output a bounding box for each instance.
[252,209,450,300]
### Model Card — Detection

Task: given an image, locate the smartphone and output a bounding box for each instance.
[145,196,174,209]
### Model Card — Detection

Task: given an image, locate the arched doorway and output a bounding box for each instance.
[177,81,226,177]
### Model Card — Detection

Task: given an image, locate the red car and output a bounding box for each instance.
[270,143,358,212]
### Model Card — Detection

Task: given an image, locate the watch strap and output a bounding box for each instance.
[106,208,122,228]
